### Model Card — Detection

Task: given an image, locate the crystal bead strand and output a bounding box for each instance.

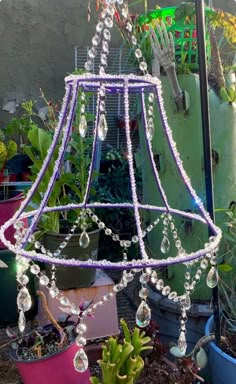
[97,84,108,141]
[14,221,32,333]
[206,237,219,288]
[118,2,155,140]
[136,269,151,327]
[85,8,108,71]
[178,305,188,354]
[79,91,88,138]
[86,208,161,253]
[99,3,114,76]
[79,210,90,248]
[160,213,170,254]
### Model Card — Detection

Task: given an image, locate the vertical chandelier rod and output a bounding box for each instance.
[195,0,220,344]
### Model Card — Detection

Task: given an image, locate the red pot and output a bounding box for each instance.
[0,192,27,249]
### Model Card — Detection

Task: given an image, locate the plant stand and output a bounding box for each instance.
[37,270,119,340]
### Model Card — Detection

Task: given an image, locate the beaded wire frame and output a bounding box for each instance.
[0,0,222,372]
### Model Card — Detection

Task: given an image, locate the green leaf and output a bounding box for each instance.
[218,264,233,272]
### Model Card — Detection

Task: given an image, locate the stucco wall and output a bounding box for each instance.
[0,0,235,123]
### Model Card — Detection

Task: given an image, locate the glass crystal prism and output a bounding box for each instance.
[17,287,32,312]
[79,231,90,248]
[206,266,219,288]
[136,300,151,328]
[178,331,187,354]
[98,114,108,141]
[18,310,26,333]
[160,236,170,254]
[73,348,89,372]
[79,115,87,138]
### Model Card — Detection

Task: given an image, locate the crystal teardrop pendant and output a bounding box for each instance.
[79,115,87,138]
[160,236,170,254]
[178,331,187,354]
[206,266,219,288]
[18,310,26,333]
[73,348,89,372]
[17,287,32,312]
[79,231,90,248]
[147,118,154,140]
[136,300,151,328]
[98,114,108,141]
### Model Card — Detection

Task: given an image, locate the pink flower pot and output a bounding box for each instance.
[0,192,27,249]
[11,342,91,384]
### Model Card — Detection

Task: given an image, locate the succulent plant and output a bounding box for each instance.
[90,318,152,384]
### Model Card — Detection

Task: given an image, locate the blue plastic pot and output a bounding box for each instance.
[205,316,236,384]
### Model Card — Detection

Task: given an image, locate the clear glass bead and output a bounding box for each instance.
[96,21,104,33]
[162,286,171,296]
[17,274,29,285]
[200,259,208,270]
[156,279,164,290]
[49,285,59,298]
[139,61,147,72]
[30,264,40,275]
[124,240,131,248]
[131,35,137,45]
[100,53,107,66]
[185,271,191,280]
[103,29,111,41]
[104,16,113,28]
[92,34,101,46]
[60,296,70,306]
[132,235,139,243]
[121,8,128,18]
[107,6,115,16]
[105,228,112,235]
[100,100,106,112]
[88,48,97,59]
[102,40,109,53]
[148,93,154,102]
[39,275,49,286]
[76,323,87,333]
[76,336,87,347]
[34,241,41,249]
[168,291,177,300]
[85,60,93,71]
[112,234,119,241]
[135,49,142,59]
[139,287,149,300]
[150,271,157,284]
[139,273,149,284]
[126,22,132,32]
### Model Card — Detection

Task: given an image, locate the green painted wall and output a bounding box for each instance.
[137,74,236,299]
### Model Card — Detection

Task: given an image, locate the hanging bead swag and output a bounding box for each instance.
[0,0,221,373]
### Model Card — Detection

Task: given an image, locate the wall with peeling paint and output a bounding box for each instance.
[0,0,235,122]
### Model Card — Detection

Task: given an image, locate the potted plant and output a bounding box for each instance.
[0,127,36,327]
[90,317,152,384]
[205,206,236,384]
[6,290,91,384]
[96,147,142,263]
[22,92,100,289]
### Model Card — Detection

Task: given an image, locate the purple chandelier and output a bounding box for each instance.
[0,0,221,372]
